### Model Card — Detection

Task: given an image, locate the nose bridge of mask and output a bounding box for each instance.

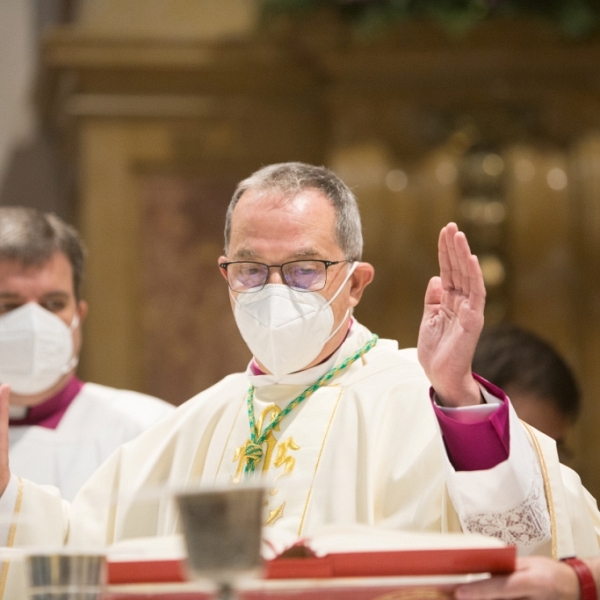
[232,285,324,329]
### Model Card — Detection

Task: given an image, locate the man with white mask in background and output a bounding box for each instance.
[0,207,174,501]
[0,164,598,598]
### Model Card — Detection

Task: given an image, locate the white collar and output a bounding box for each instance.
[246,321,375,390]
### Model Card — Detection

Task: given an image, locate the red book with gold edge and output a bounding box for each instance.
[106,526,516,596]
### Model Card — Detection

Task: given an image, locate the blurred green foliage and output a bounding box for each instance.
[260,0,600,38]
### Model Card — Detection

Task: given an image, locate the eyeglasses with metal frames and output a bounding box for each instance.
[219,259,353,293]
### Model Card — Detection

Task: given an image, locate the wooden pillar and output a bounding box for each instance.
[77,122,173,391]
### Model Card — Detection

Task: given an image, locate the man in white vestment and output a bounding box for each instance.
[0,208,174,501]
[0,164,598,597]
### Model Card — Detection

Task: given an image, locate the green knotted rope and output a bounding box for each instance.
[243,335,378,475]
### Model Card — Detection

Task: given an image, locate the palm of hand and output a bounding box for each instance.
[417,224,485,406]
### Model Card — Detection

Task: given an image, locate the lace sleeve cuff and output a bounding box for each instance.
[444,402,552,551]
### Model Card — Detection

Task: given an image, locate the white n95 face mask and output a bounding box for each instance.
[0,302,79,395]
[233,262,357,378]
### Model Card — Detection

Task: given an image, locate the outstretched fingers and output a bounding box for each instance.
[467,252,486,315]
[453,230,474,296]
[439,224,486,312]
[455,229,486,308]
[438,224,457,291]
[424,276,443,308]
[439,223,469,292]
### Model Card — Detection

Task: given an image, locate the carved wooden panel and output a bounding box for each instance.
[141,174,250,405]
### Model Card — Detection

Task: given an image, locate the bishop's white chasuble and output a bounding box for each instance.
[0,322,599,598]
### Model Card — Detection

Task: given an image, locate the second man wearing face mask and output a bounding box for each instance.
[0,207,174,501]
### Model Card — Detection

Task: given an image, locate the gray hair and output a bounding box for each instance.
[0,207,86,299]
[224,162,363,259]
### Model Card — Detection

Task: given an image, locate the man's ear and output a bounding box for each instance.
[218,256,229,282]
[77,300,88,322]
[349,262,374,308]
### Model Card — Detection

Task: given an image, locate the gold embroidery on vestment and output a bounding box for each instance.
[231,405,282,482]
[521,420,557,560]
[269,488,278,496]
[0,478,23,600]
[265,502,285,526]
[231,444,246,484]
[215,395,246,486]
[257,406,282,472]
[274,437,300,480]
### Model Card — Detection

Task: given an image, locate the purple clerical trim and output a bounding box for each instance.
[431,373,510,472]
[249,361,264,376]
[9,376,84,430]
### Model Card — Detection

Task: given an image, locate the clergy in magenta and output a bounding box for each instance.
[0,163,597,599]
[8,375,84,430]
[0,207,174,502]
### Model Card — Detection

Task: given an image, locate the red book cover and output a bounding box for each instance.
[107,546,515,585]
[108,558,186,585]
[106,527,516,593]
[265,545,516,579]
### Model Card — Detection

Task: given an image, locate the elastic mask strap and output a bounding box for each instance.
[63,354,80,375]
[322,307,351,346]
[63,312,80,374]
[324,261,358,309]
[69,313,80,331]
[230,289,242,308]
[320,261,358,345]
